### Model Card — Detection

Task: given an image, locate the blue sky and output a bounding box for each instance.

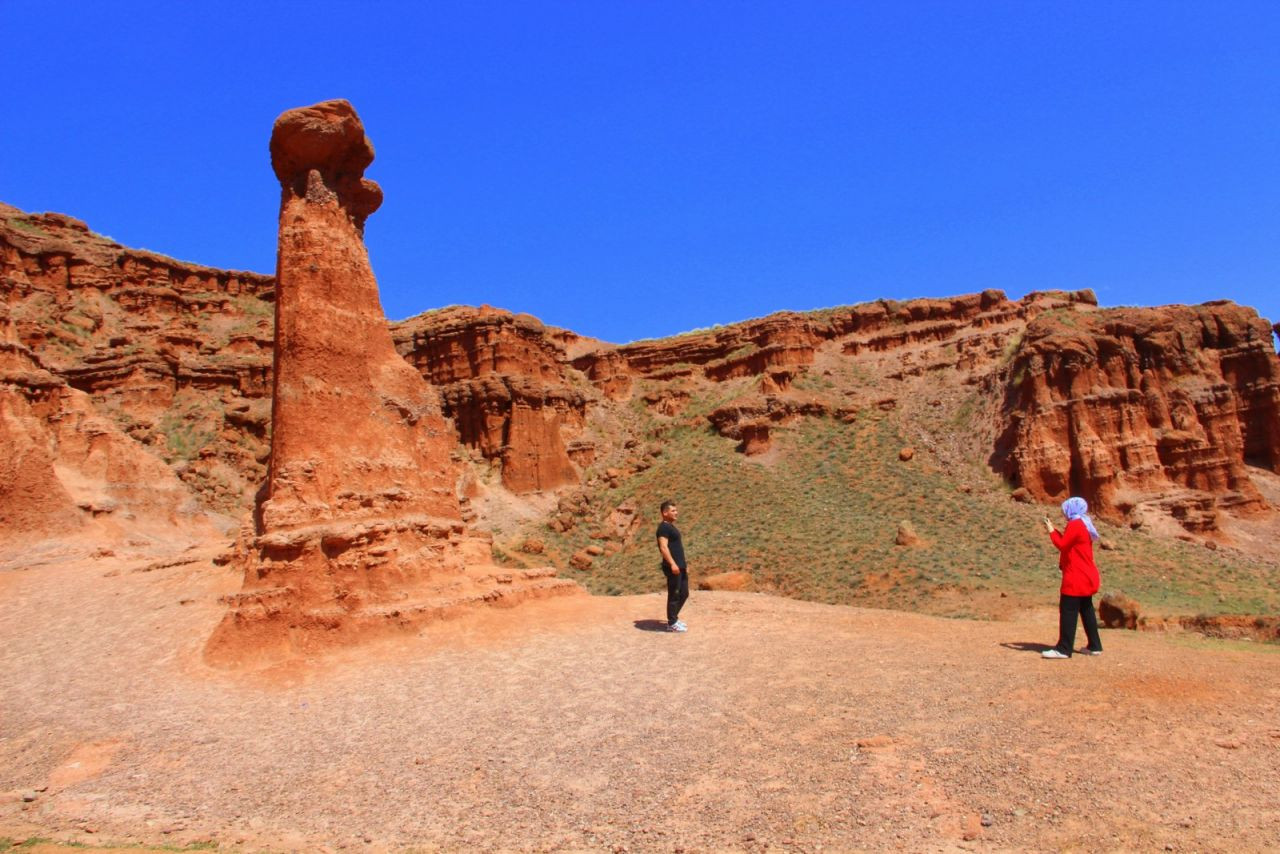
[3,1,1278,345]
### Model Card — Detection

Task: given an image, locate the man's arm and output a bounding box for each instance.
[657,536,681,574]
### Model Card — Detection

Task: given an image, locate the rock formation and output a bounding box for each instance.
[392,306,589,493]
[0,201,275,512]
[5,176,1278,564]
[993,301,1280,530]
[206,100,578,664]
[0,299,215,552]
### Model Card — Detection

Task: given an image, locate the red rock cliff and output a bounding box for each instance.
[392,306,588,493]
[206,101,578,664]
[0,201,275,512]
[0,297,217,552]
[993,301,1280,531]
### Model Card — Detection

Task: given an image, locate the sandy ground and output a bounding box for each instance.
[2,551,1279,853]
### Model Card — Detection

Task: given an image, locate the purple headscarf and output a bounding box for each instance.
[1062,496,1099,541]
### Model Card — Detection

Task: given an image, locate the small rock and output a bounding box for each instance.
[585,545,605,556]
[895,521,922,547]
[1204,540,1217,550]
[981,813,994,826]
[697,571,753,592]
[1099,539,1116,551]
[519,538,545,555]
[898,446,915,461]
[1011,487,1033,504]
[21,790,38,802]
[1100,592,1141,630]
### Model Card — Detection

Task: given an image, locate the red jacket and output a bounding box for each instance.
[1049,518,1100,596]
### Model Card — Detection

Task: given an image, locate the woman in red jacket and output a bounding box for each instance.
[1041,496,1103,659]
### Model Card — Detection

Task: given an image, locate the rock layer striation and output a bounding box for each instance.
[993,301,1280,530]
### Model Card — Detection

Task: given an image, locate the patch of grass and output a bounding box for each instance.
[155,392,220,463]
[6,217,48,235]
[521,405,1280,623]
[999,331,1025,366]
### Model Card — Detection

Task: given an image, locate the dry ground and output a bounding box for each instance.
[2,549,1279,853]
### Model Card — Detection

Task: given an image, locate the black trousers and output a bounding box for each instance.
[1056,594,1102,656]
[663,567,689,624]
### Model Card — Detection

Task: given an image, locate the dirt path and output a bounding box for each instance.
[2,553,1278,852]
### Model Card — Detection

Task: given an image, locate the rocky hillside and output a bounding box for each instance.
[1,202,274,515]
[4,200,1278,619]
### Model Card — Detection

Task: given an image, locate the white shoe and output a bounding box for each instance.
[667,622,687,633]
[1041,649,1070,659]
[674,620,687,630]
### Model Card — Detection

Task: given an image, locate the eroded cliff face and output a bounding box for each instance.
[206,101,578,665]
[0,201,274,513]
[5,189,1277,556]
[2,203,600,505]
[571,290,1050,456]
[993,301,1280,531]
[0,299,217,552]
[392,306,590,493]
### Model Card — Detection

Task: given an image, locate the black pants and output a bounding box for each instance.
[1056,594,1102,656]
[663,567,689,624]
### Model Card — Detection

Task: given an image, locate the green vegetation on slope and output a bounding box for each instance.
[535,399,1280,620]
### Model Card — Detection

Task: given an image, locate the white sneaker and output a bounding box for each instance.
[667,622,687,633]
[1041,649,1070,659]
[674,620,687,630]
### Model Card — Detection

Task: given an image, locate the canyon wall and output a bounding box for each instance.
[5,192,1278,547]
[1,202,274,514]
[0,295,217,553]
[392,306,589,493]
[993,301,1280,531]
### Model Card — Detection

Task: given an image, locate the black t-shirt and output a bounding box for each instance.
[656,520,686,570]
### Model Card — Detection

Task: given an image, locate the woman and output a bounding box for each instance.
[1041,496,1103,659]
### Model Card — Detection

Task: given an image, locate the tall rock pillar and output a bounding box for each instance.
[207,100,578,664]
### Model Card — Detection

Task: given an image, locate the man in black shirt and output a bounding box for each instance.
[656,499,689,632]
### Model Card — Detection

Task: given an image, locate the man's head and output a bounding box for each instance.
[660,500,679,522]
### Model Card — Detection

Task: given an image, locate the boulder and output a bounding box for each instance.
[895,521,923,547]
[697,571,754,591]
[1099,592,1141,629]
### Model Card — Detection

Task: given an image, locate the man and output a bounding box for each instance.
[656,499,689,632]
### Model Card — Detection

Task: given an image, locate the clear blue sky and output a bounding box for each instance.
[3,1,1278,345]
